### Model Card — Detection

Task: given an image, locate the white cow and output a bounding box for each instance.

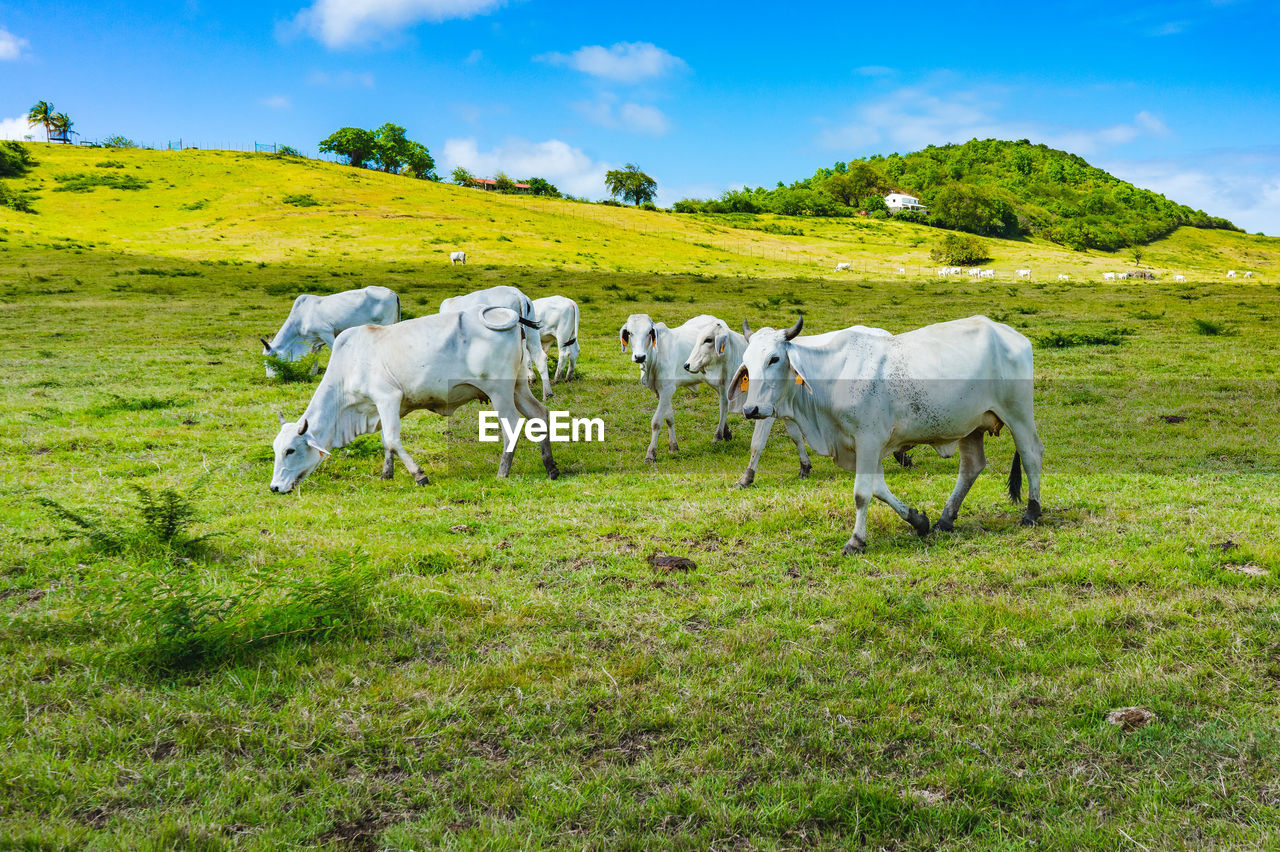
[1016,269,1032,279]
[682,318,893,487]
[1244,271,1254,279]
[1227,270,1237,278]
[729,315,1044,554]
[980,269,995,278]
[1103,272,1117,281]
[1173,274,1187,283]
[268,305,558,492]
[835,262,852,272]
[621,313,740,461]
[441,285,551,399]
[450,251,467,265]
[897,267,906,274]
[260,286,399,378]
[530,295,581,383]
[968,268,981,277]
[1057,274,1070,281]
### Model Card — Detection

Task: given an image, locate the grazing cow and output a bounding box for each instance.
[1103,272,1116,281]
[835,262,852,272]
[897,267,906,274]
[729,315,1044,554]
[1244,271,1254,279]
[621,313,742,461]
[530,295,581,383]
[980,269,995,278]
[1016,269,1031,279]
[682,318,893,486]
[260,286,399,378]
[1227,270,1237,278]
[450,251,467,265]
[968,268,981,277]
[1173,274,1187,282]
[1057,274,1070,281]
[441,285,551,399]
[268,305,558,492]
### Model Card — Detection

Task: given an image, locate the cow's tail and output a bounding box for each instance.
[393,292,401,323]
[1008,451,1023,504]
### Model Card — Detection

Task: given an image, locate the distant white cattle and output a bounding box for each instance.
[835,262,852,272]
[260,286,399,378]
[1173,274,1187,283]
[1227,270,1237,278]
[1016,269,1032,279]
[620,313,740,461]
[441,285,551,399]
[450,251,467,265]
[1244,271,1254,279]
[980,269,995,278]
[530,295,581,383]
[897,267,906,274]
[1057,274,1070,281]
[1103,272,1117,281]
[968,268,981,277]
[730,315,1044,554]
[682,318,894,487]
[268,305,558,492]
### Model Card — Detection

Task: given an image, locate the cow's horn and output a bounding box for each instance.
[297,418,308,435]
[742,319,752,341]
[260,337,272,351]
[783,316,804,341]
[277,411,286,426]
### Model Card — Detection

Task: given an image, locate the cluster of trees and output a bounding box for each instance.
[449,167,562,197]
[319,124,437,179]
[26,102,74,142]
[673,138,1240,251]
[0,141,36,212]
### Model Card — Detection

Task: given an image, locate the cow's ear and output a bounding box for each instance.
[728,365,749,401]
[791,365,813,394]
[277,411,286,426]
[619,327,630,351]
[715,332,728,355]
[648,327,657,349]
[306,439,330,457]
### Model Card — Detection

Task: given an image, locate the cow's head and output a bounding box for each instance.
[269,414,329,493]
[619,314,657,365]
[729,316,805,419]
[683,319,730,374]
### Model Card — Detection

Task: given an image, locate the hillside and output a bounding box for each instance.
[0,143,1275,280]
[680,139,1243,252]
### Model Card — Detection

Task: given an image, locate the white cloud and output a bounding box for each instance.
[441,137,611,198]
[0,27,29,60]
[819,84,1170,157]
[855,65,895,77]
[260,95,291,109]
[307,69,376,88]
[572,93,671,135]
[287,0,505,48]
[0,115,37,140]
[538,42,686,83]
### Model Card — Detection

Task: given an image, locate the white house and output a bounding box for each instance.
[884,192,927,214]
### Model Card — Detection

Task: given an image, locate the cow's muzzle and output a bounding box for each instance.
[633,354,646,364]
[744,405,770,420]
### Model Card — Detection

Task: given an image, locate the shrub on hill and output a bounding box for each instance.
[929,233,991,265]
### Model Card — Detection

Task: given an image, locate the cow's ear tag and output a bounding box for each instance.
[794,375,805,385]
[739,375,749,393]
[308,440,330,457]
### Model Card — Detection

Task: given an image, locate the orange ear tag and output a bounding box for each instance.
[795,375,805,386]
[739,375,749,393]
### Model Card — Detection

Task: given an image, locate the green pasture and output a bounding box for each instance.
[1,147,1279,849]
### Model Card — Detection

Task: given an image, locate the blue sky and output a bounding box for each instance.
[3,0,1278,233]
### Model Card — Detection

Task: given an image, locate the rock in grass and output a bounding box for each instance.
[1106,706,1156,732]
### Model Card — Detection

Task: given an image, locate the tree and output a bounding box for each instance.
[102,135,137,149]
[372,123,435,179]
[1129,245,1145,266]
[525,177,560,197]
[929,233,991,266]
[604,163,657,206]
[928,183,1021,237]
[319,127,377,169]
[451,166,475,186]
[49,112,74,143]
[493,171,515,192]
[27,101,54,142]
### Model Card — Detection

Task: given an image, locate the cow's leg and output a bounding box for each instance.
[1005,412,1045,526]
[381,446,395,480]
[527,333,553,400]
[869,461,931,538]
[933,429,987,533]
[514,380,559,480]
[786,419,812,479]
[714,387,732,442]
[491,390,524,479]
[536,341,554,389]
[842,463,877,556]
[377,402,428,485]
[646,387,675,462]
[550,342,567,384]
[737,418,773,487]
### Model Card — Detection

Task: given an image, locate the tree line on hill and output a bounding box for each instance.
[672,138,1240,251]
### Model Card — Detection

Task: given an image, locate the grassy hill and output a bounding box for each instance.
[0,143,1276,281]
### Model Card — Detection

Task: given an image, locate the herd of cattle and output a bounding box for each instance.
[262,283,1043,554]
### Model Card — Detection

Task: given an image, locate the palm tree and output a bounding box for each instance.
[49,112,74,143]
[27,101,54,142]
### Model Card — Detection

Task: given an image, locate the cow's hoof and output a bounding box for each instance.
[799,463,812,479]
[1020,514,1039,527]
[841,536,866,556]
[414,474,430,486]
[381,471,394,480]
[546,466,560,481]
[907,508,930,538]
[644,452,657,463]
[669,444,679,454]
[735,474,755,489]
[932,518,955,534]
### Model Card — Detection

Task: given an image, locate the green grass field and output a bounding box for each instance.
[2,145,1279,849]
